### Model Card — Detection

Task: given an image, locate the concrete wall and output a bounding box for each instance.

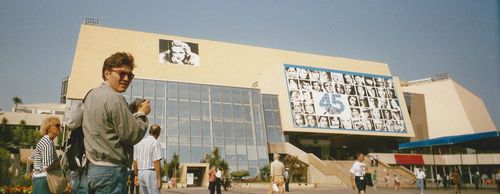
[403,79,497,138]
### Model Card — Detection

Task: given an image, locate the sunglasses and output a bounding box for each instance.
[110,69,135,80]
[53,124,61,128]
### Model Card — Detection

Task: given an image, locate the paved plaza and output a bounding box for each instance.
[161,187,499,194]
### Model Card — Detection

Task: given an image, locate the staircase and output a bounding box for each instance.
[269,143,416,188]
[328,159,416,188]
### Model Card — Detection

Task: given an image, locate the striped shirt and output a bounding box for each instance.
[30,135,56,175]
[134,135,162,170]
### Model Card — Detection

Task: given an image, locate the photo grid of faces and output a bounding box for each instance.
[285,65,407,133]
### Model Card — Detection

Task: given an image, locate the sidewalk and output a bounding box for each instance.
[161,187,499,194]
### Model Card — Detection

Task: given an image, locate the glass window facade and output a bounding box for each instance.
[263,94,284,143]
[123,78,269,176]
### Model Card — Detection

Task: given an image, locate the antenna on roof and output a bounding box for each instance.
[431,73,449,81]
[84,18,100,25]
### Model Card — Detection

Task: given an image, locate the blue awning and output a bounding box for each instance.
[399,130,500,149]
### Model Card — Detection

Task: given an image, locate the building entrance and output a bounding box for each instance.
[186,167,205,187]
[287,132,409,160]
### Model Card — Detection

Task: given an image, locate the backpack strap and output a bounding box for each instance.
[82,89,93,104]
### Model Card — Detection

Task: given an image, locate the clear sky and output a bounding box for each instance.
[0,0,498,127]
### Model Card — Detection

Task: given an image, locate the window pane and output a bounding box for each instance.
[224,121,234,139]
[156,99,165,117]
[264,110,274,126]
[213,121,224,158]
[222,104,232,121]
[167,118,178,137]
[242,90,251,105]
[210,87,221,102]
[132,79,143,97]
[190,84,200,101]
[244,105,252,122]
[232,89,242,104]
[155,81,166,99]
[178,83,189,100]
[179,145,190,163]
[178,119,190,137]
[201,102,210,120]
[202,137,212,149]
[273,111,281,126]
[221,88,232,103]
[166,145,178,162]
[262,95,272,109]
[201,120,211,138]
[233,105,243,122]
[251,90,261,105]
[191,120,201,137]
[258,146,268,160]
[271,96,279,110]
[190,101,200,119]
[211,103,222,120]
[191,146,202,163]
[200,86,209,102]
[179,101,189,118]
[144,80,155,98]
[245,123,255,145]
[202,145,212,159]
[167,82,178,99]
[253,106,261,123]
[167,100,178,118]
[247,146,258,160]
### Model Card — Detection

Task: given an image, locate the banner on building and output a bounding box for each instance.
[285,64,407,133]
[159,39,200,66]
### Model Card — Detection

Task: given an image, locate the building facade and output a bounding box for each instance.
[64,24,417,180]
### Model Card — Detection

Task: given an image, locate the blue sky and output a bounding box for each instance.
[0,0,498,127]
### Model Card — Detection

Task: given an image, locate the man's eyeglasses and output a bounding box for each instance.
[110,70,135,80]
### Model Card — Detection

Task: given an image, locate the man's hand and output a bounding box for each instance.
[134,176,139,186]
[138,99,151,115]
[157,179,162,190]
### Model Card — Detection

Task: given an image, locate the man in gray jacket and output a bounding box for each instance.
[83,52,150,194]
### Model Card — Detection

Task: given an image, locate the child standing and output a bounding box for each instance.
[384,173,391,188]
[393,174,401,191]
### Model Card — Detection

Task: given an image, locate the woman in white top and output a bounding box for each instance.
[416,168,426,194]
[30,116,62,194]
[350,153,367,194]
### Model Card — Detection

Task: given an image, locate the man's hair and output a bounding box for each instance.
[149,124,161,137]
[102,52,136,80]
[128,98,146,113]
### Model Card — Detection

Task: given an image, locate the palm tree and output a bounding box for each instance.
[283,155,308,182]
[203,147,229,173]
[167,153,180,179]
[12,97,22,110]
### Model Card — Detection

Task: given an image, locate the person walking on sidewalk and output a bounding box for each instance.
[393,174,401,192]
[208,166,217,194]
[452,169,461,194]
[350,153,367,194]
[133,125,163,194]
[371,170,379,191]
[384,173,390,188]
[416,168,426,194]
[268,153,285,194]
[495,169,500,192]
[284,168,290,192]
